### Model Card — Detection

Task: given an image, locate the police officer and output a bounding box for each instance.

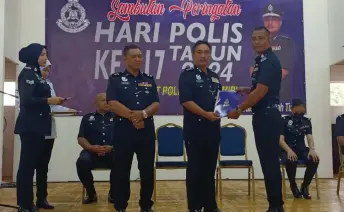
[279,99,319,199]
[178,40,222,212]
[15,59,76,210]
[76,93,115,204]
[106,44,160,212]
[228,27,284,212]
[250,3,295,102]
[15,43,65,212]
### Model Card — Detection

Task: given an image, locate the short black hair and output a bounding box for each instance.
[123,44,141,56]
[253,26,270,36]
[192,40,211,53]
[291,99,305,108]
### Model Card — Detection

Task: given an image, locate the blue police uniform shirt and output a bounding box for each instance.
[178,65,222,141]
[281,115,312,152]
[14,66,52,136]
[251,47,282,113]
[77,112,115,146]
[106,70,160,141]
[336,114,344,137]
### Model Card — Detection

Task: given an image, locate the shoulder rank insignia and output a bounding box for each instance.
[111,72,122,77]
[142,72,153,78]
[184,65,193,71]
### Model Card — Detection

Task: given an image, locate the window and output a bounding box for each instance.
[3,81,16,106]
[330,82,344,106]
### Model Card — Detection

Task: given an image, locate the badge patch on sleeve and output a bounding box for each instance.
[26,80,34,85]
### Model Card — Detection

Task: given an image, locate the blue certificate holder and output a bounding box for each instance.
[214,91,240,117]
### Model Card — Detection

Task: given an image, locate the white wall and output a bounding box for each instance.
[4,0,20,62]
[12,0,334,182]
[328,0,344,65]
[0,0,5,182]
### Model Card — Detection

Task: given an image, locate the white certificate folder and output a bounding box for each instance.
[214,91,240,117]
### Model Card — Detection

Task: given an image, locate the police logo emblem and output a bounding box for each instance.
[121,77,128,82]
[288,120,293,126]
[196,75,201,80]
[56,0,90,33]
[268,4,273,12]
[223,99,230,107]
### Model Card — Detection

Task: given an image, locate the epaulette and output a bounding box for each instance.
[184,66,194,72]
[302,116,311,121]
[277,34,291,39]
[338,114,344,119]
[111,72,123,77]
[282,115,291,120]
[142,72,154,78]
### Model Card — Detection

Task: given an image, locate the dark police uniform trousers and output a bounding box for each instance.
[280,115,319,187]
[14,66,52,209]
[178,65,221,211]
[106,70,159,210]
[76,112,115,196]
[251,48,284,207]
[36,138,55,201]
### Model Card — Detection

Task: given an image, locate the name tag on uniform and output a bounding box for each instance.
[138,82,152,87]
[211,77,219,83]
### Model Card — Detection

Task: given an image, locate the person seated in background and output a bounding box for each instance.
[279,99,319,199]
[76,93,115,204]
[15,58,77,210]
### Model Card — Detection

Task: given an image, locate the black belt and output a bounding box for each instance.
[252,104,279,113]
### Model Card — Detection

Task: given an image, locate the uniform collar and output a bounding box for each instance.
[193,64,210,74]
[94,111,111,116]
[255,47,272,61]
[123,69,143,78]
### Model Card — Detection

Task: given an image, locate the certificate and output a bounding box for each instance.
[214,91,240,117]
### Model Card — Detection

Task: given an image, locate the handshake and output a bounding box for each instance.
[128,110,145,130]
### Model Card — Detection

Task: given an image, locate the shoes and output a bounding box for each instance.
[82,194,98,204]
[204,208,222,212]
[116,210,126,212]
[36,199,54,209]
[266,206,284,212]
[18,206,40,212]
[141,209,154,212]
[290,184,302,198]
[301,184,311,199]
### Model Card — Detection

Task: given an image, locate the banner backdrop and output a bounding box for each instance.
[45,0,305,115]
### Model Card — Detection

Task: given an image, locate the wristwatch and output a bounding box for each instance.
[236,107,242,115]
[142,110,148,119]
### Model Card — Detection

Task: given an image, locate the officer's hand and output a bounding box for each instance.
[308,150,319,163]
[103,145,113,153]
[227,110,240,119]
[204,112,220,121]
[133,120,145,129]
[48,97,65,105]
[129,111,144,123]
[287,150,298,162]
[91,145,103,154]
[236,87,251,96]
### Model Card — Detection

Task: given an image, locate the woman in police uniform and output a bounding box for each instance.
[279,99,319,199]
[15,43,65,212]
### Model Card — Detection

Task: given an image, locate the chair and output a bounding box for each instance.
[81,168,111,203]
[280,160,320,200]
[216,123,255,200]
[337,140,344,195]
[153,123,187,211]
